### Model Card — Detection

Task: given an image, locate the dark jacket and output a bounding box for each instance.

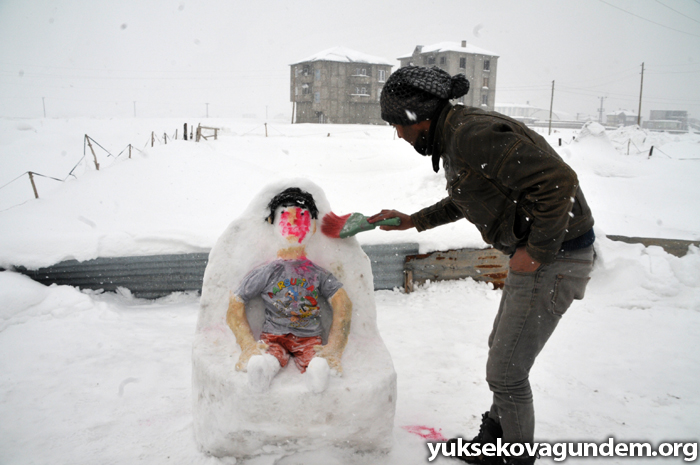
[411,104,594,264]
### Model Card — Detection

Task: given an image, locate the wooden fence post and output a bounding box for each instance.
[196,124,201,142]
[265,123,268,137]
[164,132,167,144]
[151,131,155,147]
[184,123,188,141]
[85,135,100,170]
[128,144,132,159]
[28,172,39,199]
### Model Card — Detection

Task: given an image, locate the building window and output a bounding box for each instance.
[361,87,367,95]
[314,69,321,81]
[378,69,386,82]
[302,65,310,76]
[295,67,299,77]
[483,77,489,88]
[426,56,436,65]
[302,84,310,95]
[440,56,446,65]
[295,87,298,96]
[481,94,488,106]
[355,68,367,76]
[460,57,466,69]
[314,92,320,103]
[484,60,491,71]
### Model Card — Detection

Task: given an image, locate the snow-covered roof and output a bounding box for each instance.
[398,41,499,59]
[606,110,638,117]
[291,47,393,66]
[495,103,538,109]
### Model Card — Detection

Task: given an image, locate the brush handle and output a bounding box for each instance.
[374,217,401,227]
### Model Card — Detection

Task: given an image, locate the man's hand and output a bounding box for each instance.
[314,344,343,374]
[509,247,542,273]
[235,340,268,372]
[367,209,415,231]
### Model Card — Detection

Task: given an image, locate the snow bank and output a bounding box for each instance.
[1,118,698,271]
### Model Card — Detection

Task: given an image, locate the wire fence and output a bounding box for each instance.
[0,124,203,211]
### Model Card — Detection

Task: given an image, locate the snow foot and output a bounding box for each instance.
[305,357,330,393]
[247,353,280,392]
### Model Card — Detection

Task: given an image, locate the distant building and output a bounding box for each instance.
[290,47,393,125]
[494,103,574,122]
[644,110,688,132]
[606,110,639,127]
[398,41,499,111]
[495,103,586,129]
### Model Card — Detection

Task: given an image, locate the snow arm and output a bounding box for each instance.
[314,287,352,374]
[226,293,268,372]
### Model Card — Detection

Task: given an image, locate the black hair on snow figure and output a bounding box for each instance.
[266,187,319,223]
[380,66,470,126]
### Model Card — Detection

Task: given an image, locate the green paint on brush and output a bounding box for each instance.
[339,213,401,238]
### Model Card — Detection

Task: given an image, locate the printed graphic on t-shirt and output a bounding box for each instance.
[235,258,343,337]
[267,274,320,329]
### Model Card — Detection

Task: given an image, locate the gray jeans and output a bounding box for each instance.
[486,245,595,444]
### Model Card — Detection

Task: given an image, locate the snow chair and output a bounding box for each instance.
[192,179,397,458]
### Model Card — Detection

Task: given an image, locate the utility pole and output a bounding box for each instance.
[548,80,555,135]
[637,62,644,127]
[42,97,46,118]
[598,96,606,124]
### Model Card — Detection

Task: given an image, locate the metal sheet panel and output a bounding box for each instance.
[362,243,420,291]
[404,247,509,291]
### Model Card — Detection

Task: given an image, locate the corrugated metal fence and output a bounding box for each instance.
[13,243,420,299]
[9,236,698,299]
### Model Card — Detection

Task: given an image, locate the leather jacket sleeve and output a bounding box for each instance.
[411,197,464,232]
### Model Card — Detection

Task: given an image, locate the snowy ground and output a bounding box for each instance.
[1,117,699,464]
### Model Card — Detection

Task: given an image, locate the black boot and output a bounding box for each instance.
[447,411,503,464]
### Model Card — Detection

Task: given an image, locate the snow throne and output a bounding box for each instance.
[192,179,397,458]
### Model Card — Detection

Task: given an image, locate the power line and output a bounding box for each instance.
[597,0,700,38]
[646,69,700,75]
[654,0,700,24]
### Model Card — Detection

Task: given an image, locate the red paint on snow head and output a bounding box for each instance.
[279,207,312,244]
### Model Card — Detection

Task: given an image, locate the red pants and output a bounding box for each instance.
[260,333,322,373]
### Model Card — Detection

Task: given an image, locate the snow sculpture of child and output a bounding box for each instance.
[226,187,352,393]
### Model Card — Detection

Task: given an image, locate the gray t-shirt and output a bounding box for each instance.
[234,258,343,337]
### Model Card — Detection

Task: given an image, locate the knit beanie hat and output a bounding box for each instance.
[380,66,470,125]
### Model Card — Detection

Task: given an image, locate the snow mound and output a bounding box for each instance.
[0,271,101,331]
[578,121,608,139]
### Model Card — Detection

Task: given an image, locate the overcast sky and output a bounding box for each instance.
[1,0,698,120]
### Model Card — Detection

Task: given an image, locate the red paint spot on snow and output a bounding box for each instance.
[402,425,446,441]
[279,207,311,243]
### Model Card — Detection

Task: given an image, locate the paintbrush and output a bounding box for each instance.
[321,212,401,238]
